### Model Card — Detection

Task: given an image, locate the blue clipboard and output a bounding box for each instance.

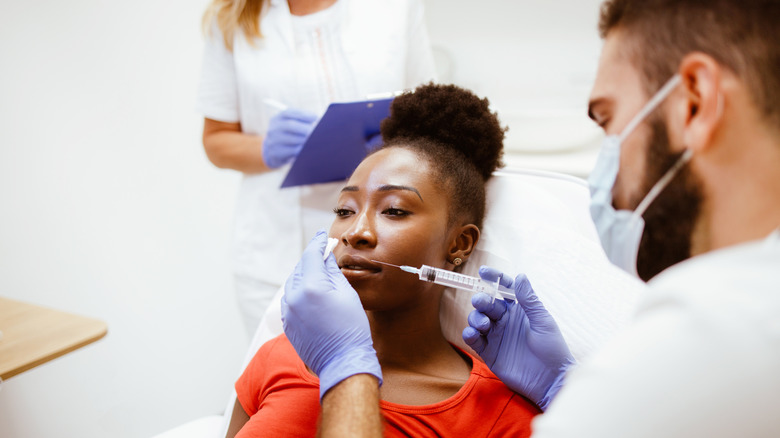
[280,97,394,188]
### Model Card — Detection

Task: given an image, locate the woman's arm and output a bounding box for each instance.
[318,374,383,438]
[224,399,250,438]
[202,118,270,174]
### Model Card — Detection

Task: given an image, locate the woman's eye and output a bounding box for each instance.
[383,207,409,217]
[333,207,354,217]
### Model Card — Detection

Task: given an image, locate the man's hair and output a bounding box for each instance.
[599,0,780,130]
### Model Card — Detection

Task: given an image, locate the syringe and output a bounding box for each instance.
[371,260,515,301]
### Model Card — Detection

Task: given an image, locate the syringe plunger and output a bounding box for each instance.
[370,260,515,301]
[416,265,515,301]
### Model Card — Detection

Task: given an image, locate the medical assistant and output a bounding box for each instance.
[196,0,435,334]
[531,229,780,437]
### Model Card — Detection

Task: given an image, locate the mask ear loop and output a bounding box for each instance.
[635,90,720,218]
[633,148,694,219]
[618,74,683,143]
[636,87,722,218]
[623,74,690,220]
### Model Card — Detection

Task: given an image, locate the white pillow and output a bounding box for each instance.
[441,169,645,360]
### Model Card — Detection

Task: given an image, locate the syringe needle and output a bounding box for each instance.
[371,260,403,269]
[371,260,420,275]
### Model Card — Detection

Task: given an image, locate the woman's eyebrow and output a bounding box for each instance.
[340,184,423,201]
[378,184,423,201]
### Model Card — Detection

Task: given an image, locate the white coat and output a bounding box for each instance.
[532,229,780,437]
[197,0,435,332]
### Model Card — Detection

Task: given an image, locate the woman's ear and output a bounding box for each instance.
[447,224,480,265]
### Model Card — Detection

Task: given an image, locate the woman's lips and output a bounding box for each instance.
[338,255,381,278]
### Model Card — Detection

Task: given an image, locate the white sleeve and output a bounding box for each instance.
[196,23,240,123]
[403,0,436,87]
[530,284,780,438]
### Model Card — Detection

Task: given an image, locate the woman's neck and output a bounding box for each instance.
[367,292,472,405]
[366,293,456,369]
[287,0,338,16]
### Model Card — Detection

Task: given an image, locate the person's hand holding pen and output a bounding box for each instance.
[262,99,318,169]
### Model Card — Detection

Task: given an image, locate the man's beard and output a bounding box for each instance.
[635,117,704,282]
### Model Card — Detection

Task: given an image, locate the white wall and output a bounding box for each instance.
[0,1,606,436]
[424,0,606,175]
[0,1,246,436]
[425,0,603,108]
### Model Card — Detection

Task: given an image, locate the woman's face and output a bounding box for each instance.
[329,147,456,311]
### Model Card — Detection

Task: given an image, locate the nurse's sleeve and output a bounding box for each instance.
[403,0,436,87]
[196,22,240,123]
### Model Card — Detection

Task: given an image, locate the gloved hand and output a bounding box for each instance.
[281,230,382,400]
[462,266,575,410]
[262,108,318,168]
[364,133,383,153]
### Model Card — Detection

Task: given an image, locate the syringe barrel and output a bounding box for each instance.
[418,265,515,300]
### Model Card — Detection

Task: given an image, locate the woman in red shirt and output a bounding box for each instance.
[227,83,541,437]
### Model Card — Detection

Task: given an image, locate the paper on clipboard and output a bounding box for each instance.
[280,97,394,188]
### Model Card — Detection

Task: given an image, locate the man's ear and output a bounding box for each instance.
[675,52,725,153]
[447,224,480,266]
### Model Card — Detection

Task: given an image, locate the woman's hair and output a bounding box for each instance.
[379,83,506,229]
[202,0,264,51]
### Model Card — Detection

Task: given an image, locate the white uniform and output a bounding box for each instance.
[532,229,780,437]
[196,0,435,335]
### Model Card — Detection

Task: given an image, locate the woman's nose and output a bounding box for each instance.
[342,211,376,248]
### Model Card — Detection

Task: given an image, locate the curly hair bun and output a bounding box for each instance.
[380,83,506,180]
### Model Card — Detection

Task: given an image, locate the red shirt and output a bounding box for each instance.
[236,334,539,437]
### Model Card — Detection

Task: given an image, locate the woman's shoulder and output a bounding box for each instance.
[245,333,302,374]
[239,334,318,400]
[449,345,494,380]
[262,333,308,360]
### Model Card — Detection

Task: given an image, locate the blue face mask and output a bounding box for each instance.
[588,74,694,276]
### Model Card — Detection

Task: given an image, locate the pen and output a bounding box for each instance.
[263,98,288,111]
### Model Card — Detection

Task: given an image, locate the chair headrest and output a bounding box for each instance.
[440,169,646,360]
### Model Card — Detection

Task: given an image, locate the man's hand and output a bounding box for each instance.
[462,266,575,410]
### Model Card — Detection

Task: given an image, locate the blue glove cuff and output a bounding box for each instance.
[537,362,573,411]
[317,345,383,401]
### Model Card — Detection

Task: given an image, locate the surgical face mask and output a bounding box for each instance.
[588,74,694,276]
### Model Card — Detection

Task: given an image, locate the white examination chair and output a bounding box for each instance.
[153,168,646,438]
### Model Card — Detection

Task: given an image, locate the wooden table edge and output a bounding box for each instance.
[0,323,108,381]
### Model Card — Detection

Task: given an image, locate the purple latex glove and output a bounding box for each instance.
[462,266,575,410]
[262,108,317,168]
[281,231,382,401]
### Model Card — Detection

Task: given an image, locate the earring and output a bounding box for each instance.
[452,257,463,266]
